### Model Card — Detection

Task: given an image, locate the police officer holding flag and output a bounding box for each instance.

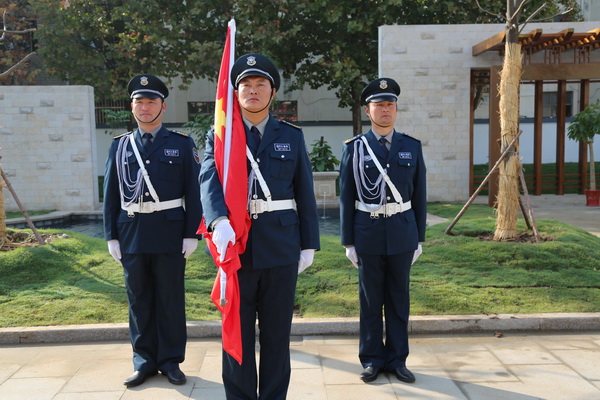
[339,77,426,384]
[103,74,202,388]
[200,53,320,400]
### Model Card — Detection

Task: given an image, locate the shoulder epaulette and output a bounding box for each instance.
[170,129,189,137]
[113,131,132,140]
[345,134,363,144]
[281,120,301,130]
[400,132,421,142]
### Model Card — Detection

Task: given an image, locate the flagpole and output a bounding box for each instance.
[220,18,236,306]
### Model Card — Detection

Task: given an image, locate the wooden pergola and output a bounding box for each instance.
[471,28,600,205]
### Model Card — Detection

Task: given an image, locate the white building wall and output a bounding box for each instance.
[379,22,600,202]
[0,86,98,212]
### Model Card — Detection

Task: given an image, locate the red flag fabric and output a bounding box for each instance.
[197,19,249,365]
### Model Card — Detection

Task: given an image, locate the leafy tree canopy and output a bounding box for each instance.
[29,0,581,129]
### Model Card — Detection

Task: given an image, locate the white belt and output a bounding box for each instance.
[249,199,296,218]
[355,200,411,218]
[122,198,184,216]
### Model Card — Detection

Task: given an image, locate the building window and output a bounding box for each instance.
[188,101,215,120]
[542,91,573,118]
[272,100,298,121]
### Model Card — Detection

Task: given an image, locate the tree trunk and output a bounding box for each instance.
[589,142,596,191]
[0,170,6,246]
[351,93,363,137]
[494,41,522,241]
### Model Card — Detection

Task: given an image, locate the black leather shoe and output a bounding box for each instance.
[360,366,381,382]
[123,370,157,387]
[162,368,186,385]
[394,366,416,383]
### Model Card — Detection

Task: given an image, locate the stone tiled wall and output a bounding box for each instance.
[1,86,98,212]
[379,22,600,202]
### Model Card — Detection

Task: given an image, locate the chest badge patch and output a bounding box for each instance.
[274,143,291,151]
[399,152,412,160]
[164,149,180,157]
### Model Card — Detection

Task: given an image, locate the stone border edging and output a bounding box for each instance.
[1,313,598,345]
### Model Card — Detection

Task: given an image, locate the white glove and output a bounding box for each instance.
[345,246,359,268]
[182,238,199,259]
[213,219,236,262]
[107,240,122,264]
[298,249,315,274]
[412,244,422,265]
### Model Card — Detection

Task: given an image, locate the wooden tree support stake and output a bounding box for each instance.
[1,169,45,245]
[444,128,542,241]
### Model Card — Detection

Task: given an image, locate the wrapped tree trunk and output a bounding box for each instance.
[494,41,522,241]
[0,170,5,247]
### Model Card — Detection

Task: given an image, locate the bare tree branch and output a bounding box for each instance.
[0,51,36,78]
[1,10,36,41]
[475,0,503,19]
[510,0,532,24]
[522,6,573,27]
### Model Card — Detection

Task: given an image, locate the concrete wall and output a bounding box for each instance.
[379,22,600,202]
[1,86,98,212]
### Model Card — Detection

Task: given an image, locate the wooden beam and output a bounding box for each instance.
[522,63,600,80]
[473,30,506,56]
[488,66,502,207]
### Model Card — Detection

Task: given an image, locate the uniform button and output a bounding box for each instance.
[257,158,260,162]
[281,155,285,159]
[145,160,150,164]
[169,160,172,164]
[386,163,390,168]
[145,192,150,197]
[387,196,391,201]
[253,194,258,199]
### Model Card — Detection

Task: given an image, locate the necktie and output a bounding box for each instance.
[379,137,389,159]
[251,126,262,148]
[143,132,153,151]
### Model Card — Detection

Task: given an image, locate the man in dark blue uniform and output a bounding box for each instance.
[200,53,320,400]
[103,74,202,388]
[339,78,426,384]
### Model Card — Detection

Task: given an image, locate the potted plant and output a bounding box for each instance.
[309,137,340,202]
[567,101,600,206]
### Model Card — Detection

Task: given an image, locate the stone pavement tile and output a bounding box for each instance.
[436,350,517,383]
[53,392,123,400]
[321,353,368,385]
[291,347,321,369]
[0,364,20,385]
[189,386,226,400]
[195,355,223,388]
[0,377,68,400]
[461,364,600,400]
[11,346,95,379]
[390,367,467,400]
[59,355,132,393]
[120,379,194,400]
[551,349,600,380]
[288,368,326,400]
[325,382,398,400]
[0,345,43,365]
[486,340,561,365]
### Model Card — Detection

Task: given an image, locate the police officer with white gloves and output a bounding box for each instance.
[200,53,320,400]
[339,77,426,384]
[103,74,202,388]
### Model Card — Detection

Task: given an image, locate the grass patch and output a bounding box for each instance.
[1,205,599,327]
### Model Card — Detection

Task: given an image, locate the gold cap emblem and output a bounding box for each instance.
[140,76,149,86]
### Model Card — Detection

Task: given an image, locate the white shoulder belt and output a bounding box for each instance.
[356,136,411,218]
[119,133,184,216]
[246,145,296,219]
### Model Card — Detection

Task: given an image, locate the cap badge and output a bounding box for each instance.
[379,80,388,89]
[140,76,149,86]
[247,56,257,66]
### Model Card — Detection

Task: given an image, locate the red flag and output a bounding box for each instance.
[197,19,249,365]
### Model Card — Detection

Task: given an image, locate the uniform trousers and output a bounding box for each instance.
[222,264,298,400]
[357,252,412,371]
[122,252,187,373]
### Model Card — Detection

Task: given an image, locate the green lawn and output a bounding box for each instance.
[1,203,599,327]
